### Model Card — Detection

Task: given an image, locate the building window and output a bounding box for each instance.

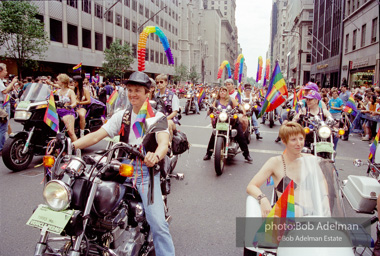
[132,21,137,33]
[347,0,351,15]
[95,4,103,19]
[105,10,113,23]
[139,4,143,15]
[82,0,91,14]
[124,0,130,7]
[132,0,137,11]
[156,0,159,7]
[308,11,313,19]
[372,18,378,43]
[352,0,355,12]
[224,12,227,15]
[132,43,137,57]
[50,18,62,42]
[125,18,130,30]
[306,54,311,63]
[67,0,77,8]
[169,8,171,17]
[160,52,163,64]
[95,32,103,51]
[150,49,154,62]
[307,40,311,50]
[361,24,366,47]
[155,34,159,42]
[353,29,357,50]
[224,6,227,10]
[155,51,159,63]
[160,18,163,27]
[164,20,167,29]
[156,15,159,24]
[82,28,91,48]
[67,24,78,46]
[106,36,112,49]
[145,48,149,61]
[169,24,171,32]
[345,33,349,53]
[116,14,122,26]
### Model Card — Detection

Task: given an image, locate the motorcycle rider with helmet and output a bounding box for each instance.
[155,74,180,140]
[72,71,175,256]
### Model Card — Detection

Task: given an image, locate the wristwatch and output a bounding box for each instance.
[257,194,266,204]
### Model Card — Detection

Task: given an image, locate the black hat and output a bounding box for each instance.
[126,71,151,89]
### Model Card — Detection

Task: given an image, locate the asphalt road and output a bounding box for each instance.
[0,103,375,256]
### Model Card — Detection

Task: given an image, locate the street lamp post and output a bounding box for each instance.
[282,29,302,86]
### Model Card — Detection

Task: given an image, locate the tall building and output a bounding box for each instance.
[1,0,180,79]
[310,0,344,87]
[341,0,379,87]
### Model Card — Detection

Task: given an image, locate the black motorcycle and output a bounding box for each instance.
[184,90,198,115]
[2,83,104,172]
[27,126,184,255]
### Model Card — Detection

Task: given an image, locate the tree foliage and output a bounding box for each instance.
[172,63,188,84]
[247,77,256,85]
[102,39,134,79]
[188,65,200,84]
[0,1,49,77]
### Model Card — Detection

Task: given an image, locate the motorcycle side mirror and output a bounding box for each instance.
[353,159,363,167]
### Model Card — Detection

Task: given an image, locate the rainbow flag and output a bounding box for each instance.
[266,177,274,186]
[2,94,10,106]
[43,91,59,133]
[263,59,270,87]
[132,98,155,139]
[73,62,82,71]
[292,89,299,113]
[107,90,119,105]
[343,93,358,116]
[369,127,380,162]
[258,62,288,118]
[236,86,242,104]
[258,89,264,98]
[256,56,263,82]
[198,88,206,105]
[252,180,295,246]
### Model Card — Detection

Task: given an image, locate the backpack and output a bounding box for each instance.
[172,130,190,155]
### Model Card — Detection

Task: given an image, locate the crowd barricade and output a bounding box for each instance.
[350,111,380,135]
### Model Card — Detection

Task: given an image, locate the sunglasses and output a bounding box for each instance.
[157,80,165,84]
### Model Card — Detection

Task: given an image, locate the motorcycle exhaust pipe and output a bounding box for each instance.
[169,173,184,180]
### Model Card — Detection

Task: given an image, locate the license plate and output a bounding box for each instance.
[216,122,229,131]
[17,101,30,110]
[26,204,74,234]
[315,142,334,154]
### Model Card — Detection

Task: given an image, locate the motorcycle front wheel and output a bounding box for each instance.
[185,102,190,115]
[269,112,274,128]
[214,137,226,176]
[2,136,33,171]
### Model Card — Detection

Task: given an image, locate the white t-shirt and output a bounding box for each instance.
[102,109,169,146]
[0,80,7,101]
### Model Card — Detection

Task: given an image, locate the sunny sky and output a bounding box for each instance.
[235,0,273,79]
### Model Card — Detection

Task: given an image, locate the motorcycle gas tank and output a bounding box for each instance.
[93,181,126,216]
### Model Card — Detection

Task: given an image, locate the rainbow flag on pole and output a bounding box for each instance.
[107,90,119,105]
[73,62,82,72]
[43,91,59,133]
[132,98,155,139]
[343,93,358,116]
[252,180,295,246]
[292,89,299,113]
[198,88,206,105]
[369,127,380,163]
[258,61,288,118]
[236,85,242,104]
[2,94,10,106]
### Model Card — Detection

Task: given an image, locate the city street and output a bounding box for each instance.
[0,101,375,256]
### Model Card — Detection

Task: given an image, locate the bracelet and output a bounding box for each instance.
[257,193,266,204]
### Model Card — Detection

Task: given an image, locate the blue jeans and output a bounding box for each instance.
[194,97,200,113]
[0,103,10,151]
[251,112,260,135]
[122,159,175,256]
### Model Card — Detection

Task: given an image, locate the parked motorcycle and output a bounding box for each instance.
[184,91,198,115]
[27,126,184,255]
[2,83,104,172]
[208,104,242,176]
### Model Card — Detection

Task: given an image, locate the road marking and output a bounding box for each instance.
[180,124,278,133]
[19,169,43,177]
[189,143,354,161]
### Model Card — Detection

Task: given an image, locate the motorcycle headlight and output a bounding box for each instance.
[219,112,228,122]
[196,93,199,97]
[43,180,71,211]
[187,94,191,98]
[243,103,250,111]
[318,126,332,139]
[14,111,32,120]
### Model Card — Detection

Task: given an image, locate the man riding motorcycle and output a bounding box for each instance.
[155,74,180,140]
[242,84,263,140]
[72,71,175,256]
